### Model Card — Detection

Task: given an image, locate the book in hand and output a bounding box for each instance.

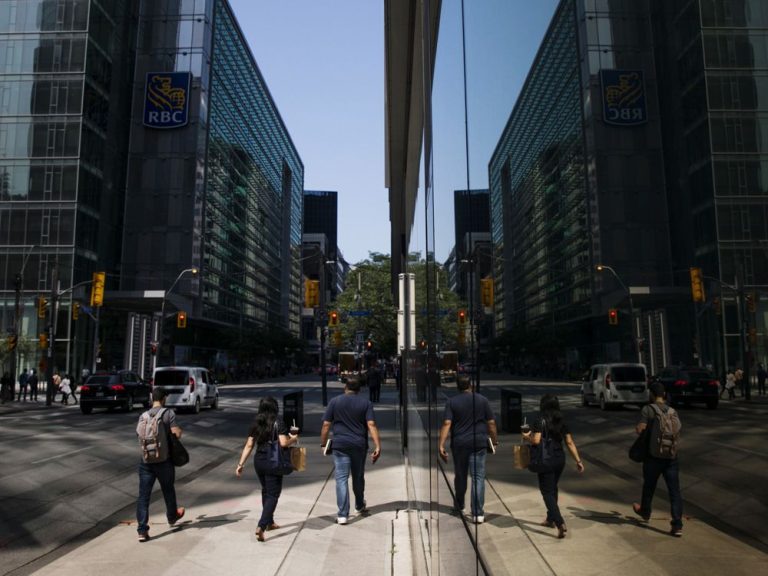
[487,437,496,454]
[323,439,333,456]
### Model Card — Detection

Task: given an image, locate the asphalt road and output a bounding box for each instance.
[1,376,766,575]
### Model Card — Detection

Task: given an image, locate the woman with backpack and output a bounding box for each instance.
[522,394,585,538]
[235,397,300,542]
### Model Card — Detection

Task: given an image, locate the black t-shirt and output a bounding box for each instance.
[248,417,287,450]
[322,393,375,451]
[442,392,494,450]
[532,417,569,444]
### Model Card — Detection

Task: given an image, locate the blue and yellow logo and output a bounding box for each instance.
[143,72,191,129]
[601,70,647,126]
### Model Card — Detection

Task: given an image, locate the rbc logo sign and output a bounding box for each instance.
[143,72,191,129]
[601,69,647,126]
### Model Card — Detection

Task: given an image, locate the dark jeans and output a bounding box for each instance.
[17,383,27,401]
[255,465,284,530]
[758,378,766,395]
[136,460,178,533]
[639,456,683,530]
[537,459,566,527]
[369,385,380,402]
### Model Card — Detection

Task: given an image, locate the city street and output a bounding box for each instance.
[1,376,767,575]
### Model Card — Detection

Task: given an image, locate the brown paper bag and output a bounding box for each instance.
[290,446,307,472]
[513,444,530,470]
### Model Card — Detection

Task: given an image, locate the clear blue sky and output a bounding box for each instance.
[229,0,559,264]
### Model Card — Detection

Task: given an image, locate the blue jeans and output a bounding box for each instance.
[640,456,683,529]
[537,459,566,527]
[452,447,487,517]
[255,469,284,530]
[333,447,367,518]
[136,460,178,533]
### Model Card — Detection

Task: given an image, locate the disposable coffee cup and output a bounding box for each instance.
[290,419,299,435]
[520,418,530,434]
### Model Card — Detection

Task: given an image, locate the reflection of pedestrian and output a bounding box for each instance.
[1,372,12,403]
[320,378,382,525]
[757,364,767,396]
[235,397,300,541]
[68,374,78,403]
[735,367,744,397]
[522,394,584,537]
[17,369,28,401]
[722,370,736,400]
[438,376,498,524]
[60,374,76,405]
[28,370,39,401]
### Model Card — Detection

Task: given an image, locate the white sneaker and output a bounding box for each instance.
[471,515,485,524]
[337,517,348,525]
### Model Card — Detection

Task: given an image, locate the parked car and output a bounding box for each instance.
[582,363,648,410]
[152,366,219,413]
[652,365,719,409]
[80,370,151,415]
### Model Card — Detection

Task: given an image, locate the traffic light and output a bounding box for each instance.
[177,310,187,328]
[37,296,47,318]
[304,279,320,308]
[689,267,705,303]
[6,334,17,352]
[480,277,494,307]
[419,339,427,350]
[90,271,106,307]
[746,292,757,313]
[712,296,721,315]
[458,309,467,324]
[329,310,339,326]
[39,332,48,349]
[608,308,618,325]
[366,339,373,350]
[150,341,158,355]
[72,302,80,320]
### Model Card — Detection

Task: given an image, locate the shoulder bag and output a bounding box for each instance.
[266,422,294,475]
[628,428,648,463]
[528,419,556,473]
[163,409,189,467]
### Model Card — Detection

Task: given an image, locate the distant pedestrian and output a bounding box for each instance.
[722,370,736,400]
[1,372,12,403]
[235,397,300,541]
[52,371,62,402]
[135,388,185,542]
[522,394,584,538]
[757,364,767,396]
[320,378,382,525]
[60,374,76,405]
[439,375,498,524]
[17,369,29,401]
[632,381,683,537]
[735,367,744,396]
[68,374,78,403]
[27,369,38,401]
[81,367,90,386]
[367,361,382,402]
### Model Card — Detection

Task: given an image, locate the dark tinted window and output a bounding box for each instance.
[155,371,188,386]
[612,367,646,381]
[682,369,714,380]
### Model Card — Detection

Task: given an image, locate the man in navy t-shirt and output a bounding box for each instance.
[438,375,497,524]
[321,379,382,524]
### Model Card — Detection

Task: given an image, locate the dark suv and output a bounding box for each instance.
[80,370,151,414]
[652,366,719,409]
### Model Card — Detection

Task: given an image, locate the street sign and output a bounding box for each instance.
[348,310,371,317]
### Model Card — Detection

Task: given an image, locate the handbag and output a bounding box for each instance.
[629,429,648,463]
[290,446,307,471]
[528,419,558,473]
[266,423,294,475]
[168,433,189,467]
[513,444,530,470]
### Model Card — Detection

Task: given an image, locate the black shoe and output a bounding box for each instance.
[632,503,650,521]
[138,531,149,542]
[670,527,682,537]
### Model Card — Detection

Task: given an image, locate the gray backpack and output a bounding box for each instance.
[648,404,681,459]
[137,408,169,463]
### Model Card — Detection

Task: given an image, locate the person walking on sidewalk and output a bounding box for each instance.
[60,374,76,405]
[722,369,736,400]
[1,372,12,403]
[367,361,382,403]
[632,381,683,537]
[757,364,767,396]
[438,375,498,524]
[16,368,28,401]
[235,397,300,542]
[320,378,382,525]
[27,369,39,401]
[522,394,584,538]
[135,388,185,542]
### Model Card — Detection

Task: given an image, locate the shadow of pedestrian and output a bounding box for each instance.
[565,507,671,536]
[144,509,251,541]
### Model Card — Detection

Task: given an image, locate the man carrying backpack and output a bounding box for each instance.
[135,388,185,542]
[632,382,683,537]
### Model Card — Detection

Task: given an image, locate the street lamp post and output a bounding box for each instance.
[596,264,640,363]
[154,267,199,371]
[4,244,36,400]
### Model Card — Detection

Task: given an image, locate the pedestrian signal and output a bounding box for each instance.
[329,310,339,326]
[39,332,48,349]
[6,334,17,352]
[608,308,618,325]
[177,311,187,328]
[90,271,106,307]
[712,297,721,315]
[37,296,47,318]
[746,292,757,313]
[689,267,705,303]
[480,277,494,307]
[304,279,320,308]
[72,302,80,320]
[366,339,373,350]
[458,309,467,324]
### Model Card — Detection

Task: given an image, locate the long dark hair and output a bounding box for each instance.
[540,394,564,439]
[253,397,279,444]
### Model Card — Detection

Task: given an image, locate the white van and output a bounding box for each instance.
[582,363,647,410]
[152,366,219,413]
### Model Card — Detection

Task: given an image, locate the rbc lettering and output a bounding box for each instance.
[607,107,645,124]
[147,111,185,124]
